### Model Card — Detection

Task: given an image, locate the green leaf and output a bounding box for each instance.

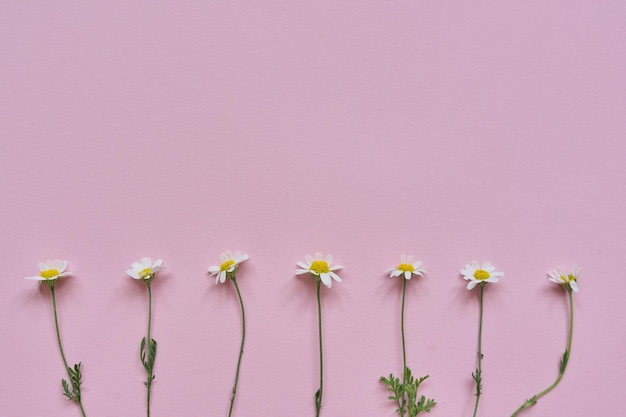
[61,378,74,401]
[559,350,569,374]
[383,367,436,416]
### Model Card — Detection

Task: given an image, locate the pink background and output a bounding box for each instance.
[2,1,625,416]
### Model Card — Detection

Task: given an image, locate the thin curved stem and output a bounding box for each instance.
[472,285,484,417]
[228,277,246,417]
[146,283,153,417]
[400,278,407,417]
[51,287,87,417]
[315,281,323,417]
[510,288,574,417]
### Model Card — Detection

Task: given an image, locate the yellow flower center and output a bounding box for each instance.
[398,263,415,273]
[310,260,330,274]
[561,274,576,283]
[473,269,490,280]
[39,269,59,279]
[220,260,235,272]
[139,268,152,279]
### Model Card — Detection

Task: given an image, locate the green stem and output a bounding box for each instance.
[146,283,152,417]
[472,285,484,417]
[51,287,87,417]
[228,277,246,417]
[400,278,407,417]
[510,288,574,417]
[315,281,323,417]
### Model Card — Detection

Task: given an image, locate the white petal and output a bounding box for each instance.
[25,276,45,280]
[297,261,309,269]
[127,269,140,278]
[38,262,47,272]
[570,281,579,292]
[295,269,310,275]
[51,260,66,272]
[400,255,407,263]
[152,259,163,269]
[329,272,342,282]
[572,264,582,278]
[208,266,220,274]
[329,265,344,271]
[467,280,477,290]
[460,264,474,275]
[404,271,412,280]
[140,257,151,268]
[407,255,414,264]
[219,253,228,263]
[219,271,227,283]
[486,277,499,283]
[305,255,313,264]
[320,273,331,287]
[314,252,323,260]
[325,254,333,265]
[215,275,220,285]
[236,253,249,263]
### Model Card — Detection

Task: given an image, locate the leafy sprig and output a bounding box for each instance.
[62,362,83,402]
[381,367,436,417]
[472,367,482,398]
[140,337,157,388]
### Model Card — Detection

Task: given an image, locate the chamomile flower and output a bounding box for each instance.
[127,257,164,416]
[126,257,164,281]
[547,264,581,292]
[25,260,71,282]
[208,251,249,284]
[207,251,250,415]
[25,259,87,413]
[460,260,503,290]
[388,255,425,280]
[296,252,344,289]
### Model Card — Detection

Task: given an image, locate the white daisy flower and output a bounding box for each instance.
[388,255,426,280]
[208,251,249,285]
[296,252,344,288]
[126,257,164,281]
[25,260,71,281]
[547,264,581,292]
[460,260,503,290]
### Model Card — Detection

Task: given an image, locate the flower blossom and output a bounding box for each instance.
[25,260,71,282]
[460,260,503,290]
[208,251,249,284]
[547,264,581,292]
[388,255,425,280]
[296,252,343,288]
[127,257,164,281]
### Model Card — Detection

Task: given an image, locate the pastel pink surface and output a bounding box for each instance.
[2,1,625,416]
